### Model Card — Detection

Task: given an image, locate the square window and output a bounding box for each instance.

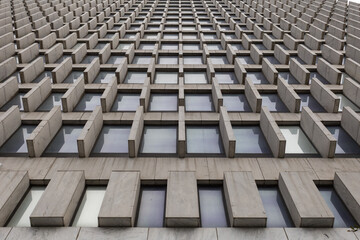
[157,56,178,64]
[154,72,178,84]
[1,93,25,111]
[136,186,166,227]
[198,186,228,227]
[236,56,255,64]
[299,94,325,112]
[106,56,126,64]
[223,94,251,112]
[132,56,152,64]
[63,71,83,84]
[327,126,360,155]
[117,43,131,50]
[81,55,99,64]
[92,126,131,155]
[185,94,214,112]
[139,126,177,154]
[148,93,178,111]
[203,34,217,39]
[74,93,101,112]
[247,72,269,84]
[124,71,147,84]
[161,43,178,50]
[233,126,272,155]
[280,126,318,155]
[186,126,224,154]
[44,125,83,155]
[183,43,200,50]
[72,186,106,227]
[163,33,179,39]
[336,94,360,112]
[184,72,208,84]
[37,93,63,111]
[207,44,222,50]
[93,71,116,84]
[216,72,238,84]
[143,33,158,39]
[183,56,203,64]
[139,43,155,50]
[278,72,299,84]
[261,94,289,112]
[182,34,198,40]
[0,125,36,155]
[111,93,140,111]
[7,186,45,227]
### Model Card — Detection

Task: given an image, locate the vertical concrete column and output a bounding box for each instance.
[178,106,185,158]
[98,171,140,226]
[317,58,341,84]
[0,43,16,63]
[147,58,156,82]
[139,84,150,112]
[260,107,286,158]
[30,170,85,227]
[277,77,301,113]
[345,58,360,83]
[289,58,310,84]
[245,80,262,113]
[343,77,360,107]
[115,58,128,83]
[0,57,17,82]
[22,77,52,112]
[262,58,278,84]
[219,106,236,158]
[297,44,316,65]
[19,57,45,83]
[310,78,340,113]
[166,171,200,227]
[18,43,39,63]
[234,58,247,84]
[84,58,100,84]
[279,171,334,227]
[206,59,215,84]
[99,43,111,64]
[334,172,360,225]
[341,107,360,145]
[212,77,223,112]
[44,43,63,63]
[61,77,85,112]
[274,44,289,64]
[0,106,21,147]
[52,58,73,83]
[0,77,18,108]
[100,77,117,112]
[71,43,87,63]
[321,44,343,65]
[0,171,29,226]
[128,106,144,158]
[224,171,266,227]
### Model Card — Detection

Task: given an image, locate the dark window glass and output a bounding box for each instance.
[327,126,360,155]
[278,72,299,84]
[44,125,83,155]
[261,94,289,112]
[299,94,325,112]
[37,93,63,111]
[148,94,178,111]
[92,126,130,155]
[185,94,214,112]
[199,186,228,227]
[223,94,251,112]
[111,93,140,111]
[139,126,177,154]
[247,72,269,84]
[0,125,36,155]
[186,126,224,154]
[233,126,272,155]
[74,93,101,112]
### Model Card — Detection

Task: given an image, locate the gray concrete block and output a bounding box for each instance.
[19,57,45,83]
[61,77,85,112]
[0,57,17,82]
[0,77,18,109]
[310,78,340,113]
[52,57,73,83]
[84,58,100,84]
[345,58,360,83]
[22,77,52,112]
[277,77,301,113]
[289,58,310,84]
[44,43,63,64]
[128,106,144,158]
[245,79,262,113]
[100,77,117,112]
[317,58,341,84]
[0,106,21,147]
[5,227,80,240]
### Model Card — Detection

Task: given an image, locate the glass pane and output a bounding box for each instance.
[209,56,229,64]
[72,186,106,227]
[233,126,272,155]
[148,94,178,111]
[139,126,177,154]
[0,125,36,154]
[44,125,83,155]
[185,94,214,112]
[106,56,126,64]
[327,126,360,155]
[82,55,99,64]
[278,72,299,84]
[132,56,152,64]
[310,72,328,84]
[258,186,294,227]
[37,93,63,111]
[299,94,325,112]
[199,186,228,227]
[7,186,46,227]
[184,72,208,84]
[158,56,178,64]
[223,94,251,112]
[161,44,178,50]
[215,72,238,84]
[236,56,254,64]
[63,71,83,84]
[186,126,224,154]
[261,94,289,112]
[318,186,357,228]
[117,43,131,50]
[136,186,166,227]
[247,72,269,84]
[1,93,25,111]
[184,56,203,64]
[74,93,101,112]
[207,44,222,50]
[280,126,318,155]
[92,126,130,154]
[111,93,140,111]
[183,44,200,50]
[139,44,155,50]
[154,72,178,84]
[93,72,116,84]
[336,94,360,112]
[124,72,146,84]
[32,71,52,83]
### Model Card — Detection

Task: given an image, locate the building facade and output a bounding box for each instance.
[0,0,360,238]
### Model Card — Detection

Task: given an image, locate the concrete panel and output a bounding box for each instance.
[0,43,16,63]
[297,44,316,65]
[115,58,128,83]
[343,77,360,107]
[274,44,289,64]
[245,80,262,113]
[279,171,334,227]
[30,170,85,226]
[166,171,200,227]
[224,171,266,227]
[345,58,360,83]
[317,58,341,85]
[0,106,21,147]
[341,107,360,145]
[277,77,301,113]
[234,58,247,84]
[19,57,45,83]
[0,77,18,108]
[84,58,100,84]
[0,57,17,82]
[99,43,111,64]
[128,106,144,158]
[322,44,343,65]
[219,107,235,158]
[77,228,147,240]
[212,78,223,112]
[39,32,56,49]
[18,43,39,64]
[289,58,310,84]
[310,78,340,113]
[61,77,85,112]
[98,171,140,226]
[218,228,288,240]
[44,43,63,64]
[6,228,80,240]
[52,57,73,83]
[262,58,278,84]
[22,77,52,112]
[100,77,117,112]
[71,43,87,63]
[345,45,360,64]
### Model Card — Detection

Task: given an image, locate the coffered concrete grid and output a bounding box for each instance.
[1,0,360,237]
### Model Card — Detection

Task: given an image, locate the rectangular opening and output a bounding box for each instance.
[139,126,177,155]
[279,126,318,156]
[186,126,224,155]
[111,93,140,112]
[74,93,102,112]
[37,93,63,111]
[327,126,360,156]
[0,125,36,156]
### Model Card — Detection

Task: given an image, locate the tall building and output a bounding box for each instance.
[0,0,360,238]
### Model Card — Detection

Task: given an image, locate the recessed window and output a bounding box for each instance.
[106,55,126,64]
[233,126,272,155]
[183,43,200,50]
[44,125,83,155]
[247,72,269,84]
[139,126,177,155]
[93,72,116,84]
[185,94,214,112]
[327,126,360,156]
[299,93,325,112]
[186,126,224,155]
[336,94,360,112]
[74,93,101,112]
[148,93,178,111]
[1,93,25,111]
[231,44,245,50]
[258,186,294,227]
[136,186,166,227]
[184,56,203,64]
[215,72,238,84]
[223,94,251,112]
[278,72,299,84]
[124,71,147,84]
[124,33,136,39]
[72,186,106,227]
[132,56,152,64]
[318,186,357,227]
[0,125,36,155]
[182,26,196,30]
[111,93,140,111]
[203,33,217,39]
[154,72,178,84]
[309,72,329,84]
[37,93,63,111]
[81,55,99,64]
[143,33,158,39]
[92,126,131,155]
[158,56,178,64]
[138,43,155,50]
[63,71,83,83]
[32,71,52,83]
[163,33,178,39]
[198,185,228,227]
[161,43,178,50]
[280,126,318,155]
[209,56,229,64]
[184,72,208,84]
[264,56,280,64]
[117,43,131,50]
[207,44,222,50]
[236,56,254,64]
[165,26,178,30]
[7,186,46,227]
[94,43,106,50]
[261,94,289,112]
